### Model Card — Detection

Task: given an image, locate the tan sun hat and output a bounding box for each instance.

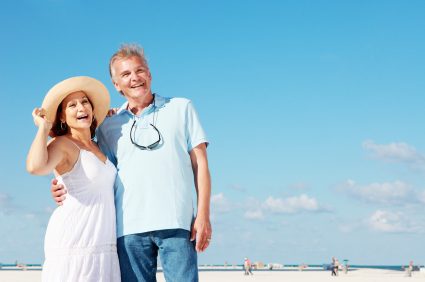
[41,76,110,132]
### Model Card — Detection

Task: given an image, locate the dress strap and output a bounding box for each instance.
[66,138,81,150]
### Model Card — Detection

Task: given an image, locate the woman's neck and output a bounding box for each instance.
[66,129,92,147]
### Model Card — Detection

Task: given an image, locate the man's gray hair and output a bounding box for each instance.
[109,43,148,78]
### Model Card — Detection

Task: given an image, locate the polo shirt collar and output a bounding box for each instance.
[116,93,167,116]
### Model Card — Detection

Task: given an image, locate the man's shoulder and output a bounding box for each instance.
[169,96,191,102]
[163,97,194,113]
[155,96,192,114]
[98,115,113,132]
[167,96,191,106]
[98,113,129,133]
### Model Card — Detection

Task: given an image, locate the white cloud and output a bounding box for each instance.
[244,209,264,220]
[45,206,55,214]
[0,192,16,215]
[338,223,357,233]
[419,191,425,204]
[263,194,322,214]
[339,179,413,205]
[0,193,12,205]
[24,213,36,220]
[368,210,421,233]
[363,140,425,170]
[211,193,232,213]
[288,182,309,191]
[228,184,246,192]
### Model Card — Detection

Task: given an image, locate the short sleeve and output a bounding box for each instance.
[185,101,209,152]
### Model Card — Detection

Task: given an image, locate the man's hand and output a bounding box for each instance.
[51,179,67,205]
[190,215,212,252]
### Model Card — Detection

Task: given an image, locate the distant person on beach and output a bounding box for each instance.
[331,257,338,276]
[335,258,340,276]
[343,260,349,274]
[27,77,121,281]
[407,260,414,277]
[244,258,253,275]
[51,44,212,281]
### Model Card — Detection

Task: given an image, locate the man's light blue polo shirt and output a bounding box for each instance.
[97,94,208,238]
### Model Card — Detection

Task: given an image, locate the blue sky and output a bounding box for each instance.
[1,0,424,265]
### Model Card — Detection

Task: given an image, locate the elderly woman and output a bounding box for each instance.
[26,76,120,281]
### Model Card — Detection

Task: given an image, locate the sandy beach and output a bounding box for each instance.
[1,269,424,282]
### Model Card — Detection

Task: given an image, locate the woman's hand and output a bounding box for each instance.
[107,107,119,117]
[32,108,52,130]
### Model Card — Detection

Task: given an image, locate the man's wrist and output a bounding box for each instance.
[195,210,210,220]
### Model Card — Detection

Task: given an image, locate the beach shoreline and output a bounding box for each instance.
[1,268,424,282]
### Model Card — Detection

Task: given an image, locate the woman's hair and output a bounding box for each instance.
[51,96,97,139]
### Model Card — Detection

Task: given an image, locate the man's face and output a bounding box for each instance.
[111,56,152,100]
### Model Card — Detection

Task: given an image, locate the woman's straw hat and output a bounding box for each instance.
[41,76,110,127]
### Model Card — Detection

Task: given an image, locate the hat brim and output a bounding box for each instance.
[41,76,110,135]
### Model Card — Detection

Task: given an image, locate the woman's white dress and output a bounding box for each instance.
[42,148,121,282]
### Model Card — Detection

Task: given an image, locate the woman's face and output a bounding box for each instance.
[60,91,93,131]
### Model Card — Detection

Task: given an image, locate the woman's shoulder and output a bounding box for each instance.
[48,135,69,148]
[48,136,80,174]
[48,136,79,154]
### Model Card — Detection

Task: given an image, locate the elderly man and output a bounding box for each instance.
[52,44,212,282]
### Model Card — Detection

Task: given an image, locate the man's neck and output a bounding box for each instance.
[127,93,154,115]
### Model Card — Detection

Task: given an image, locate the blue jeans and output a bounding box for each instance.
[117,229,198,282]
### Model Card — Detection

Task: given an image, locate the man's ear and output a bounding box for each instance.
[112,78,121,92]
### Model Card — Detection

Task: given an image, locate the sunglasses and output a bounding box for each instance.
[129,120,161,150]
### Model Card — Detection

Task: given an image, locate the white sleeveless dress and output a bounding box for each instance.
[42,147,121,282]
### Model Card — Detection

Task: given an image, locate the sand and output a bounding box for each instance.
[0,269,424,282]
